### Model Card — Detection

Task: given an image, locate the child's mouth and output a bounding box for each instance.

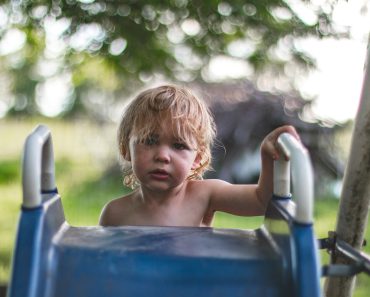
[149,169,170,180]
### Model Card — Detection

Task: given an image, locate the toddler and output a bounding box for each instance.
[99,84,299,227]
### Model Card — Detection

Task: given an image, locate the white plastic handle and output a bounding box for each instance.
[22,125,56,208]
[273,133,314,224]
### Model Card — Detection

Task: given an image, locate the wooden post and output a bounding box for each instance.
[324,39,370,296]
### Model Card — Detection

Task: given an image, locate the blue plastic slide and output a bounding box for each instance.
[8,125,322,297]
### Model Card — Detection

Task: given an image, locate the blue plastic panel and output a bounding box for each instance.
[8,194,321,297]
[49,226,285,297]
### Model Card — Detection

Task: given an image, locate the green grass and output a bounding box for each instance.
[63,172,129,226]
[1,118,369,296]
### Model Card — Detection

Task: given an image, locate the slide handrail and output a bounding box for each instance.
[273,133,314,224]
[22,125,56,208]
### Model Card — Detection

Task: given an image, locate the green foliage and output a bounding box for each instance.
[0,0,344,117]
[63,173,130,226]
[0,160,19,184]
[214,211,263,229]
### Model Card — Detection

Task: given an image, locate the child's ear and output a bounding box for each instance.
[191,153,202,170]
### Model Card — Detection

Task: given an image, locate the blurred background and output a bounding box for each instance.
[0,0,369,296]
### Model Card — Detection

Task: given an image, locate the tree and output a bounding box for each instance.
[324,39,370,297]
[0,0,344,117]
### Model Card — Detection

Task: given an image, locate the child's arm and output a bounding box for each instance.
[205,125,299,216]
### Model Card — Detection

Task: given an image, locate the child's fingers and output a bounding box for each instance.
[279,125,300,141]
[262,125,301,161]
[262,139,280,160]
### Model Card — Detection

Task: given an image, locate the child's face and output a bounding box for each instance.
[127,122,201,193]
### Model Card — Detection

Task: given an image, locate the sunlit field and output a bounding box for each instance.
[1,119,369,296]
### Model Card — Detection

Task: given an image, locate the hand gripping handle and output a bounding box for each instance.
[273,133,314,224]
[22,125,56,208]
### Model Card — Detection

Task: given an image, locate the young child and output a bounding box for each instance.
[99,84,299,227]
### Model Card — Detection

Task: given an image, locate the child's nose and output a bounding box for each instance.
[154,146,171,163]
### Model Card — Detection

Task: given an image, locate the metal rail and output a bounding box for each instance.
[22,125,56,208]
[273,133,314,224]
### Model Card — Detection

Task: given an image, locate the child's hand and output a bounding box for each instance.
[260,125,300,161]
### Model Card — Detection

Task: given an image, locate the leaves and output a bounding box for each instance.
[0,0,343,117]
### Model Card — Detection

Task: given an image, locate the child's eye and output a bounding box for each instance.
[143,136,158,146]
[173,142,189,150]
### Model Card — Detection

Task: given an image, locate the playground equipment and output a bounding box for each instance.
[7,125,370,297]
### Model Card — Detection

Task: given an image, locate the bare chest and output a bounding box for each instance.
[122,191,209,227]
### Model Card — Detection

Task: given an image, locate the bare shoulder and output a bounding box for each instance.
[186,179,232,200]
[99,193,134,226]
[190,179,231,189]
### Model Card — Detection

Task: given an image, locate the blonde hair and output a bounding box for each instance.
[118,84,216,188]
